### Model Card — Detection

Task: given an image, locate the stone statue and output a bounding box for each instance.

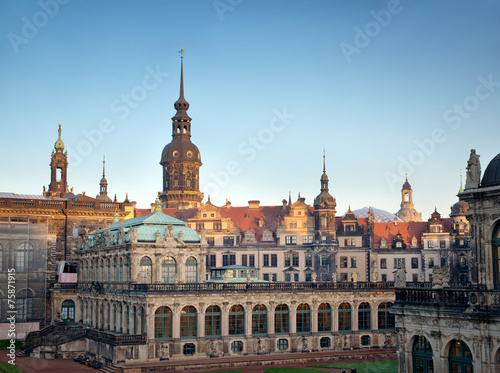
[351,272,358,283]
[371,271,378,282]
[301,336,308,351]
[393,263,407,288]
[432,266,450,289]
[332,272,337,283]
[465,149,481,189]
[165,224,174,240]
[311,273,317,282]
[200,228,207,245]
[246,271,251,283]
[420,271,425,282]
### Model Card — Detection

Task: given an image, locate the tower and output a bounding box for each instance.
[313,152,337,242]
[96,156,112,202]
[395,175,422,222]
[159,52,203,208]
[44,123,69,198]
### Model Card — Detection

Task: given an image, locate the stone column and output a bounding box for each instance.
[146,304,155,341]
[221,302,229,337]
[332,302,338,333]
[173,303,181,339]
[352,302,358,332]
[245,302,253,337]
[372,302,378,332]
[290,301,297,335]
[268,302,275,336]
[155,253,162,283]
[311,301,318,334]
[198,302,205,339]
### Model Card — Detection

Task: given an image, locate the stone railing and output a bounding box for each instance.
[0,197,124,212]
[77,281,396,293]
[395,286,495,311]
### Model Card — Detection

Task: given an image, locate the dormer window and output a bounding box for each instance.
[396,241,402,248]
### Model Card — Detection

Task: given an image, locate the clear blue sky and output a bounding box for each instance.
[1,0,499,219]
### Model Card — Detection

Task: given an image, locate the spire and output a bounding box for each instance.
[54,122,65,153]
[459,169,464,193]
[323,148,326,173]
[172,50,191,122]
[288,190,291,206]
[102,155,106,178]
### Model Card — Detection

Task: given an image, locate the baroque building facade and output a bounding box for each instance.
[393,150,500,373]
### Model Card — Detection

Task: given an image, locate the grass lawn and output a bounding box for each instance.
[314,360,398,373]
[0,362,24,373]
[265,368,330,373]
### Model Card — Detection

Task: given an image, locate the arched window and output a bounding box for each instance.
[119,304,123,334]
[205,305,221,338]
[16,243,33,272]
[413,336,433,373]
[141,307,146,334]
[119,258,123,283]
[229,305,245,336]
[113,258,117,283]
[180,306,197,338]
[113,304,117,332]
[126,257,130,283]
[318,303,331,333]
[338,303,352,332]
[126,305,130,334]
[133,306,137,334]
[275,304,289,334]
[107,259,111,283]
[185,257,197,283]
[161,256,176,283]
[378,302,395,330]
[17,289,33,322]
[107,303,110,331]
[449,340,473,373]
[100,259,104,282]
[61,299,75,324]
[493,223,500,288]
[140,256,152,284]
[296,303,310,333]
[155,306,172,340]
[252,304,267,335]
[358,302,371,331]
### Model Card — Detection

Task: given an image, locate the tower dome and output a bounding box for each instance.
[481,152,500,187]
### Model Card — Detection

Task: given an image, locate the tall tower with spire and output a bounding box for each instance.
[313,151,337,242]
[395,175,422,222]
[96,156,112,202]
[44,123,69,198]
[159,52,203,208]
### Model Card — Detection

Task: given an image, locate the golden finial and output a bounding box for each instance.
[178,49,184,58]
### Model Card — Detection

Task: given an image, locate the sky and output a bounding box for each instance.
[0,0,499,220]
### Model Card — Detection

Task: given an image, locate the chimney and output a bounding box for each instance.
[282,199,287,210]
[248,200,260,209]
[394,217,398,226]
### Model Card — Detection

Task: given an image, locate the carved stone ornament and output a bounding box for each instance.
[393,263,407,288]
[432,266,450,289]
[465,149,481,189]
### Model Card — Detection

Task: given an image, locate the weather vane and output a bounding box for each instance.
[179,49,184,58]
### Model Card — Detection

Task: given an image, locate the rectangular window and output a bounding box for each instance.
[222,255,229,267]
[263,274,269,281]
[249,254,255,267]
[285,235,297,245]
[351,258,357,268]
[441,258,447,267]
[427,240,434,248]
[321,255,328,267]
[223,236,235,246]
[284,254,291,267]
[271,273,277,282]
[305,254,312,267]
[294,273,299,282]
[271,254,278,267]
[229,254,236,266]
[340,273,348,282]
[440,240,446,249]
[285,273,291,282]
[380,259,387,269]
[303,235,313,244]
[411,257,418,269]
[428,257,434,268]
[412,274,418,282]
[207,237,214,246]
[263,254,269,267]
[382,274,387,282]
[292,253,299,267]
[305,273,312,282]
[394,258,406,268]
[340,257,347,268]
[196,223,204,230]
[213,222,221,230]
[241,254,247,267]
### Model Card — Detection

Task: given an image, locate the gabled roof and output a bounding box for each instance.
[373,221,428,250]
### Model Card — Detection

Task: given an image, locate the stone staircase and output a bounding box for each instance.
[99,364,123,373]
